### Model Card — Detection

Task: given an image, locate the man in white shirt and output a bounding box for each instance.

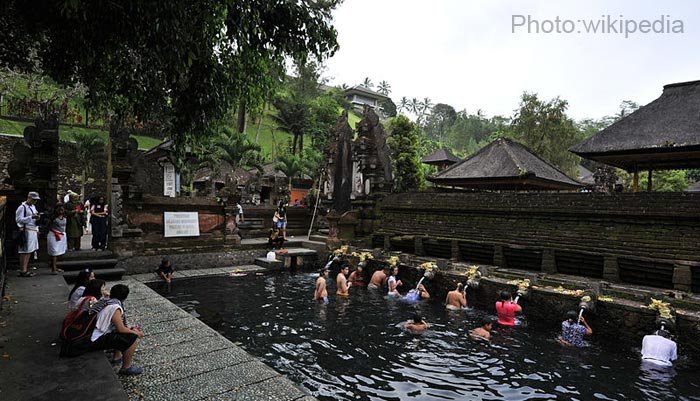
[641,328,677,367]
[15,191,41,277]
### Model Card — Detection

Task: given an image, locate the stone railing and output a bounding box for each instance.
[376,192,700,292]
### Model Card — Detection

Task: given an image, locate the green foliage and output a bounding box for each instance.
[511,93,582,177]
[387,115,424,192]
[214,127,263,174]
[687,169,700,183]
[66,130,105,201]
[379,98,397,118]
[424,103,456,142]
[622,170,689,192]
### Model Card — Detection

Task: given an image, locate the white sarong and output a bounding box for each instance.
[48,230,67,256]
[18,229,39,254]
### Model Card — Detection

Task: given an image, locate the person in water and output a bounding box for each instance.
[445,283,468,310]
[314,267,330,303]
[416,283,430,299]
[641,325,677,367]
[404,313,429,334]
[368,265,389,290]
[558,311,592,347]
[470,316,495,341]
[495,290,521,326]
[336,265,352,296]
[387,266,403,296]
[348,262,366,287]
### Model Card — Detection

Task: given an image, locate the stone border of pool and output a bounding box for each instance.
[109,265,318,401]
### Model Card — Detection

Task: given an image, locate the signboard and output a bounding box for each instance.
[163,162,176,197]
[164,212,200,237]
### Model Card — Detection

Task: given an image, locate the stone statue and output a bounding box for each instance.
[327,111,353,214]
[355,105,392,195]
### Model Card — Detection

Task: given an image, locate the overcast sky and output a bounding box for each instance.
[324,0,700,120]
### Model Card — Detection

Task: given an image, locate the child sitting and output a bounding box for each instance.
[157,257,174,283]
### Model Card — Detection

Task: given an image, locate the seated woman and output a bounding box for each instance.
[157,257,174,283]
[558,311,592,347]
[68,268,94,311]
[75,279,108,312]
[268,228,285,249]
[89,284,144,375]
[404,313,429,334]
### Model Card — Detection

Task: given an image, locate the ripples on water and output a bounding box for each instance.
[152,273,700,401]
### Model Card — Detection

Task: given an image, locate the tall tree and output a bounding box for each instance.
[67,130,105,202]
[387,115,423,192]
[362,77,373,89]
[276,153,309,192]
[214,127,263,178]
[397,97,409,114]
[377,80,391,95]
[424,103,457,142]
[272,97,309,155]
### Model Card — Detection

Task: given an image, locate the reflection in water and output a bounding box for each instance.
[153,274,699,401]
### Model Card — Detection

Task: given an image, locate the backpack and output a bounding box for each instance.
[59,297,98,357]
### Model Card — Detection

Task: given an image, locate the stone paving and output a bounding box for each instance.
[110,265,317,401]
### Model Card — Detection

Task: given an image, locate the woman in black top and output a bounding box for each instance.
[90,196,109,250]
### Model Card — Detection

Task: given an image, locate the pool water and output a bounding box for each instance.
[151,273,700,401]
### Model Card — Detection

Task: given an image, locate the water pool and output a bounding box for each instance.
[150,273,700,401]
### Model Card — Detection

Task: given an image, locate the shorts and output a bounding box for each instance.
[90,332,138,352]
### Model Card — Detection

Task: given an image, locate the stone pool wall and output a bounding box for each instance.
[376,192,700,293]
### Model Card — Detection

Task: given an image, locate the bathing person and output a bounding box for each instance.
[404,313,429,334]
[495,290,521,326]
[387,266,403,296]
[336,265,352,296]
[89,284,144,375]
[470,316,496,341]
[157,257,174,284]
[641,326,677,367]
[348,263,366,287]
[68,268,95,310]
[416,283,430,299]
[368,266,389,290]
[558,311,592,347]
[314,267,330,302]
[445,283,467,310]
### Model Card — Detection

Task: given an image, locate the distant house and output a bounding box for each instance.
[422,148,460,172]
[344,85,390,114]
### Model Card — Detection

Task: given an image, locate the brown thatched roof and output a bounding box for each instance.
[428,138,581,190]
[422,148,460,165]
[570,79,700,171]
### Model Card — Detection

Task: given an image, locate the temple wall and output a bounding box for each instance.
[376,192,700,292]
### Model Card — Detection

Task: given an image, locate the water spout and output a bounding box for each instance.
[415,276,425,290]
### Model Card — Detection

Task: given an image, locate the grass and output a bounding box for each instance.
[0,117,162,150]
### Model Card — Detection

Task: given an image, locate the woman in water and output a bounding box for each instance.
[495,290,521,326]
[387,266,403,296]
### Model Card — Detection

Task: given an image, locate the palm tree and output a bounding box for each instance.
[67,131,105,202]
[397,96,409,114]
[276,153,307,192]
[215,127,263,180]
[409,97,420,115]
[377,80,391,95]
[362,77,373,89]
[421,97,433,114]
[272,98,309,154]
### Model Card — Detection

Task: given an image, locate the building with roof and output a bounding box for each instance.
[428,138,581,191]
[570,79,700,191]
[421,148,460,172]
[344,85,390,114]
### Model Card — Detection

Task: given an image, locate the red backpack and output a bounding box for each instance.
[59,297,98,357]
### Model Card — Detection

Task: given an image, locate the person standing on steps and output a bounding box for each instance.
[65,193,85,251]
[47,203,67,274]
[15,191,41,277]
[90,195,109,250]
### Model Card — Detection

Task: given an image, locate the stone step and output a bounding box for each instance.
[64,267,125,283]
[308,234,327,243]
[57,258,119,271]
[61,249,116,261]
[254,257,284,270]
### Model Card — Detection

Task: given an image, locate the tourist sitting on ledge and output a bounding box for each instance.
[641,325,677,367]
[404,313,429,334]
[470,316,496,341]
[315,267,330,303]
[336,265,352,297]
[368,265,389,290]
[445,283,467,310]
[68,269,95,311]
[558,311,592,347]
[495,290,521,326]
[157,257,174,284]
[348,262,366,287]
[89,284,144,375]
[387,266,403,297]
[268,228,285,249]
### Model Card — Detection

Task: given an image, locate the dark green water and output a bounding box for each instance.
[150,273,700,401]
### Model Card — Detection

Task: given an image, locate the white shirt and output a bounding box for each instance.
[68,286,86,310]
[91,304,123,342]
[15,202,38,230]
[641,334,677,366]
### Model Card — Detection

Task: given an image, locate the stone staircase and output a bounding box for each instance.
[59,249,124,283]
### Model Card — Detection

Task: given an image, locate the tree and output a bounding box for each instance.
[511,93,582,177]
[379,98,397,118]
[362,77,373,89]
[1,0,341,151]
[276,153,309,192]
[377,80,391,95]
[424,103,457,142]
[397,97,409,114]
[409,98,420,115]
[623,170,688,192]
[66,130,105,202]
[214,127,263,177]
[272,97,310,155]
[387,115,423,192]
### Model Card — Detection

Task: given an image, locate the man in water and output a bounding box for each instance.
[314,267,330,303]
[445,283,468,310]
[368,266,389,290]
[470,317,495,341]
[641,326,677,367]
[558,311,592,347]
[348,262,366,287]
[336,265,352,297]
[404,313,429,334]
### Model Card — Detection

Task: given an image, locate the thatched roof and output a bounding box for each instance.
[422,148,460,165]
[428,138,581,190]
[570,79,700,171]
[143,139,173,161]
[578,164,595,185]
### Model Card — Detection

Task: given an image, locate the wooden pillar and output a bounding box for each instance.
[647,169,653,192]
[632,169,639,192]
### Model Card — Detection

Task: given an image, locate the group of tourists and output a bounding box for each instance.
[312,257,679,367]
[61,269,144,375]
[14,191,110,277]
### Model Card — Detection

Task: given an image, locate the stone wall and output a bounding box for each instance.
[377,192,700,292]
